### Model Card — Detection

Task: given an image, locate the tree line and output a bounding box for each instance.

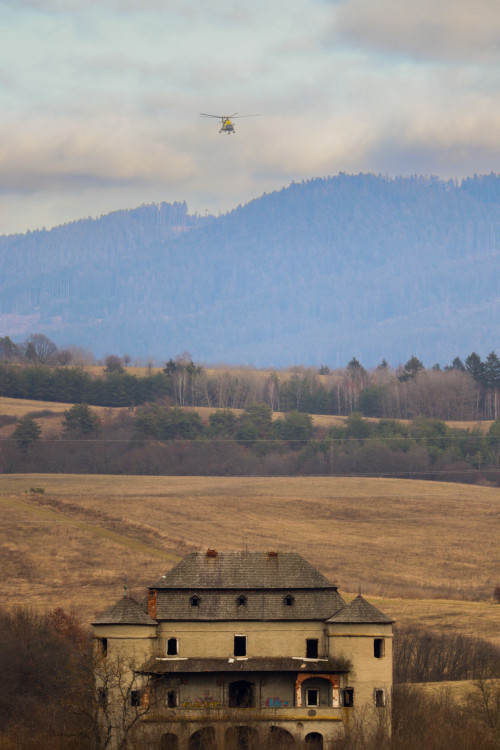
[3,343,500,421]
[4,403,500,486]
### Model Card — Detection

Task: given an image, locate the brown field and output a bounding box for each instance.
[0,396,131,418]
[417,678,500,702]
[0,474,498,641]
[0,397,130,439]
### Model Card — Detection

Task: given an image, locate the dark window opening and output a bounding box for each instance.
[306,689,319,707]
[237,594,247,606]
[269,728,294,746]
[343,688,354,707]
[229,681,254,708]
[167,638,178,656]
[189,727,216,750]
[374,638,385,658]
[234,635,247,656]
[284,594,294,607]
[167,690,178,708]
[306,639,319,658]
[374,689,385,707]
[131,689,142,707]
[97,688,108,708]
[305,732,323,749]
[225,726,258,750]
[190,595,201,607]
[99,637,107,656]
[161,733,179,750]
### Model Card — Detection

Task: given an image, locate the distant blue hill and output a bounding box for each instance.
[1,173,500,368]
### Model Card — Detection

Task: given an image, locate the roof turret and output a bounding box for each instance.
[92,596,157,625]
[326,594,393,624]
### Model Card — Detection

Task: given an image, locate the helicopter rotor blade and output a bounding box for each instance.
[231,114,262,119]
[200,113,225,119]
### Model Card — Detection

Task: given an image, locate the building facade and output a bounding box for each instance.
[92,550,393,749]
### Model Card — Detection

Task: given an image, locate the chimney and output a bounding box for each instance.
[206,549,218,558]
[267,551,278,558]
[147,590,157,619]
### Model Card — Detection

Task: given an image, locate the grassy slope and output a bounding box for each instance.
[0,474,498,642]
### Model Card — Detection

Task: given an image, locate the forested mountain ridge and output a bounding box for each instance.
[2,173,500,367]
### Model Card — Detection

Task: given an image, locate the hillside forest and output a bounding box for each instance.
[3,340,500,483]
[3,173,500,366]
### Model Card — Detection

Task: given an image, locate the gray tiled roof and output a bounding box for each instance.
[92,596,157,626]
[139,656,351,675]
[326,595,393,624]
[151,551,338,590]
[155,588,345,621]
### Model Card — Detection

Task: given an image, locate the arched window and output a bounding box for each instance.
[189,727,215,750]
[167,637,178,656]
[237,594,248,606]
[305,732,323,749]
[161,733,179,750]
[225,725,258,750]
[229,680,254,708]
[269,727,295,748]
[283,593,295,607]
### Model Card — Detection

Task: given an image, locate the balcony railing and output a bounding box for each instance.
[145,705,344,723]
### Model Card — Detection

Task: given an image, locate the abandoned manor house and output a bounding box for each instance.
[92,550,394,749]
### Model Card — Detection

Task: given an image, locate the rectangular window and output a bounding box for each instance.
[343,688,354,707]
[374,689,386,707]
[98,637,107,657]
[167,690,178,708]
[167,638,178,656]
[97,688,108,708]
[374,638,385,658]
[306,689,319,707]
[306,639,319,658]
[234,635,247,656]
[130,689,142,707]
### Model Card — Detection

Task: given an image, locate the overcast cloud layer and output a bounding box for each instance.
[1,0,500,234]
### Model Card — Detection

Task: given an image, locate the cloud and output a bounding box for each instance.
[333,0,500,63]
[4,0,258,22]
[0,115,198,195]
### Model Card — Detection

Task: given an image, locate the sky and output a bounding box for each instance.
[1,0,500,236]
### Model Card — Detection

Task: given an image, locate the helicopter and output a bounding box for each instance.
[200,112,261,134]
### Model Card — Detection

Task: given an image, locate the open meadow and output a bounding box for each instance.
[0,474,498,642]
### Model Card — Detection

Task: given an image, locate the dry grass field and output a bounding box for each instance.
[0,397,129,440]
[418,678,500,702]
[0,474,498,641]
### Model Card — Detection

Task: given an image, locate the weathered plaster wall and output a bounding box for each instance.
[156,620,327,658]
[327,622,393,720]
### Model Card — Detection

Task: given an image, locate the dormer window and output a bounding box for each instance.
[190,594,201,607]
[237,594,248,606]
[283,594,294,607]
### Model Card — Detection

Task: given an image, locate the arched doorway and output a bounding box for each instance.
[161,733,179,750]
[269,726,295,749]
[229,680,254,708]
[225,725,258,750]
[305,732,323,749]
[189,726,216,750]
